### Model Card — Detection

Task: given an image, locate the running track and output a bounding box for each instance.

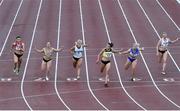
[0,0,180,110]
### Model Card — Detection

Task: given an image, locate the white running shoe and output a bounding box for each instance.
[16,71,19,75]
[161,71,166,75]
[7,78,12,81]
[131,78,141,82]
[13,69,16,73]
[73,78,77,81]
[45,76,49,81]
[1,78,5,81]
[99,77,105,81]
[77,75,80,80]
[34,77,43,81]
[67,78,71,81]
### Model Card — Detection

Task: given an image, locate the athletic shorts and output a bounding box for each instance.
[101,60,110,65]
[158,49,167,54]
[128,57,136,63]
[14,53,23,58]
[43,58,52,63]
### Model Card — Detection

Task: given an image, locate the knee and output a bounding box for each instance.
[124,65,128,70]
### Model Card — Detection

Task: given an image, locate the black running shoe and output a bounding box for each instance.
[104,83,109,87]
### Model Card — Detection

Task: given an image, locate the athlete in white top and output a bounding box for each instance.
[156,32,179,75]
[70,39,87,80]
[96,43,122,87]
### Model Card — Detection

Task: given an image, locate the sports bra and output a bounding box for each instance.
[102,49,112,58]
[129,48,140,58]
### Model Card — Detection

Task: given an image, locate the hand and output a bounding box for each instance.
[141,47,144,51]
[119,48,123,52]
[60,46,64,51]
[156,52,159,56]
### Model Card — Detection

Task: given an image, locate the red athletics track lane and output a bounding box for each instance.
[82,0,141,110]
[119,0,180,109]
[0,0,20,49]
[98,0,177,110]
[158,0,180,28]
[137,0,180,107]
[0,0,40,110]
[155,0,180,66]
[57,0,104,110]
[22,0,67,110]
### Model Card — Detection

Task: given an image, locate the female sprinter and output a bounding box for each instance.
[96,43,122,87]
[156,32,179,75]
[70,39,87,80]
[120,43,144,81]
[11,36,25,75]
[35,42,63,81]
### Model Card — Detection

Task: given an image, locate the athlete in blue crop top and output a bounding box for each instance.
[156,32,179,75]
[70,39,87,80]
[120,43,144,81]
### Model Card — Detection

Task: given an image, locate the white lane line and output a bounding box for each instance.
[156,0,180,31]
[2,51,180,62]
[54,0,71,110]
[79,0,108,110]
[137,0,180,72]
[127,0,180,108]
[0,0,4,6]
[1,45,180,55]
[21,0,43,110]
[1,83,180,103]
[156,0,180,71]
[0,0,24,56]
[176,0,180,4]
[98,0,146,110]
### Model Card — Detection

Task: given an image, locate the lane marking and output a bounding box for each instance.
[79,0,108,110]
[1,83,180,103]
[20,0,43,110]
[135,0,180,108]
[0,0,4,6]
[176,0,180,4]
[0,0,24,56]
[98,0,145,110]
[156,0,180,31]
[138,0,180,72]
[54,0,71,109]
[163,78,175,82]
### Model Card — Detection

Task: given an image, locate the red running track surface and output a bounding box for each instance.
[0,0,179,110]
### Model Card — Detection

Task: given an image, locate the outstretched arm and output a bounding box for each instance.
[35,47,44,53]
[70,46,75,54]
[53,46,64,52]
[21,43,25,52]
[96,48,105,63]
[170,38,179,43]
[82,44,88,48]
[119,49,130,55]
[112,48,123,54]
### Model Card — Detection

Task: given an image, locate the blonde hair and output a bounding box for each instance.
[162,32,167,37]
[75,39,82,45]
[133,43,140,48]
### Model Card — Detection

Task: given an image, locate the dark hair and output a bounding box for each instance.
[108,42,114,47]
[16,36,21,39]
